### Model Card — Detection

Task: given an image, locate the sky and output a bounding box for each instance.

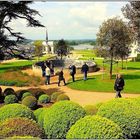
[9,1,128,40]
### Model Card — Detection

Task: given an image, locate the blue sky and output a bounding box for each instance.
[9,1,128,40]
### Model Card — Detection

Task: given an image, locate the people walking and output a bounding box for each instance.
[45,66,51,85]
[41,61,46,77]
[81,62,89,81]
[50,61,55,76]
[114,74,125,98]
[69,64,76,82]
[58,68,66,86]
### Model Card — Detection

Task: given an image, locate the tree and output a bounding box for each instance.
[0,1,44,60]
[122,1,140,46]
[55,39,69,59]
[97,17,132,79]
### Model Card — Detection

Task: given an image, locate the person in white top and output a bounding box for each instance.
[45,66,51,85]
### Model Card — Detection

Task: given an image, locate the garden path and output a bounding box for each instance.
[1,69,140,106]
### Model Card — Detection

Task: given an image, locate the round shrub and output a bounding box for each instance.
[57,94,70,101]
[43,101,86,138]
[84,105,98,115]
[4,95,18,104]
[22,92,32,100]
[3,88,15,96]
[67,115,123,139]
[97,98,140,139]
[8,136,40,139]
[16,90,29,100]
[34,91,46,99]
[0,103,35,122]
[51,92,62,102]
[38,94,50,104]
[22,96,37,110]
[0,117,44,138]
[95,102,103,109]
[34,108,48,127]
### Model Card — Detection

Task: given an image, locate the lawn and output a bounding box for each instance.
[68,61,140,94]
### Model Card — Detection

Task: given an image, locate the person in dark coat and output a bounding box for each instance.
[69,65,76,82]
[114,74,125,98]
[81,62,89,81]
[41,61,46,77]
[58,68,66,86]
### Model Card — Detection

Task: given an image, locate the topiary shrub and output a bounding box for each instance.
[57,94,70,101]
[4,95,18,104]
[95,102,104,109]
[34,91,46,99]
[66,115,123,139]
[38,94,50,104]
[0,117,44,139]
[21,92,32,100]
[0,103,35,122]
[7,136,40,139]
[22,96,37,110]
[51,92,62,102]
[97,98,140,139]
[34,107,48,128]
[43,101,86,138]
[84,105,98,115]
[3,88,15,96]
[16,90,29,100]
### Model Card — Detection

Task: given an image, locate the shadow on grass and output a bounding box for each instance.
[126,67,140,70]
[123,74,140,80]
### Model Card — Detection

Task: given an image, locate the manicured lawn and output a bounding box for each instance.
[68,61,140,94]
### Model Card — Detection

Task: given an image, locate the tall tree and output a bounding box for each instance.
[55,39,69,59]
[0,1,44,60]
[122,1,140,46]
[97,17,132,79]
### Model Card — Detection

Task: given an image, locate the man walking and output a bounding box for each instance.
[69,64,76,82]
[58,68,66,86]
[45,66,51,85]
[81,62,89,81]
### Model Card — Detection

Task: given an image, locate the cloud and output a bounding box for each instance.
[7,2,128,40]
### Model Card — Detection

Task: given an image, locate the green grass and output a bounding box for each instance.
[68,61,140,94]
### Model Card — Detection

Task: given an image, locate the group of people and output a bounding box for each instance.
[40,60,125,98]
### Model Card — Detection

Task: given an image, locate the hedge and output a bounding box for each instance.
[22,96,37,110]
[0,117,44,138]
[56,94,70,101]
[4,95,18,104]
[97,98,140,139]
[43,101,86,138]
[84,105,98,115]
[3,88,15,96]
[51,92,62,102]
[66,115,123,139]
[0,103,35,122]
[38,95,50,104]
[21,92,32,100]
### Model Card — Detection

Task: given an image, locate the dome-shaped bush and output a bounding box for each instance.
[97,98,140,139]
[16,90,29,100]
[84,105,98,115]
[0,117,44,139]
[21,92,32,100]
[8,136,40,139]
[43,101,86,138]
[38,95,50,104]
[4,95,18,104]
[0,103,35,122]
[34,108,48,127]
[51,92,62,102]
[22,96,37,110]
[34,91,46,99]
[67,115,123,139]
[3,88,15,96]
[57,94,70,101]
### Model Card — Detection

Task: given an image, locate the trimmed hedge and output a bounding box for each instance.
[34,91,46,99]
[66,115,123,139]
[57,94,70,101]
[34,108,48,128]
[0,103,35,122]
[0,117,44,138]
[84,105,98,115]
[51,92,62,102]
[38,95,50,104]
[21,92,32,100]
[7,136,40,139]
[97,98,140,139]
[43,101,86,138]
[3,88,15,96]
[4,95,18,104]
[22,96,37,110]
[16,90,29,100]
